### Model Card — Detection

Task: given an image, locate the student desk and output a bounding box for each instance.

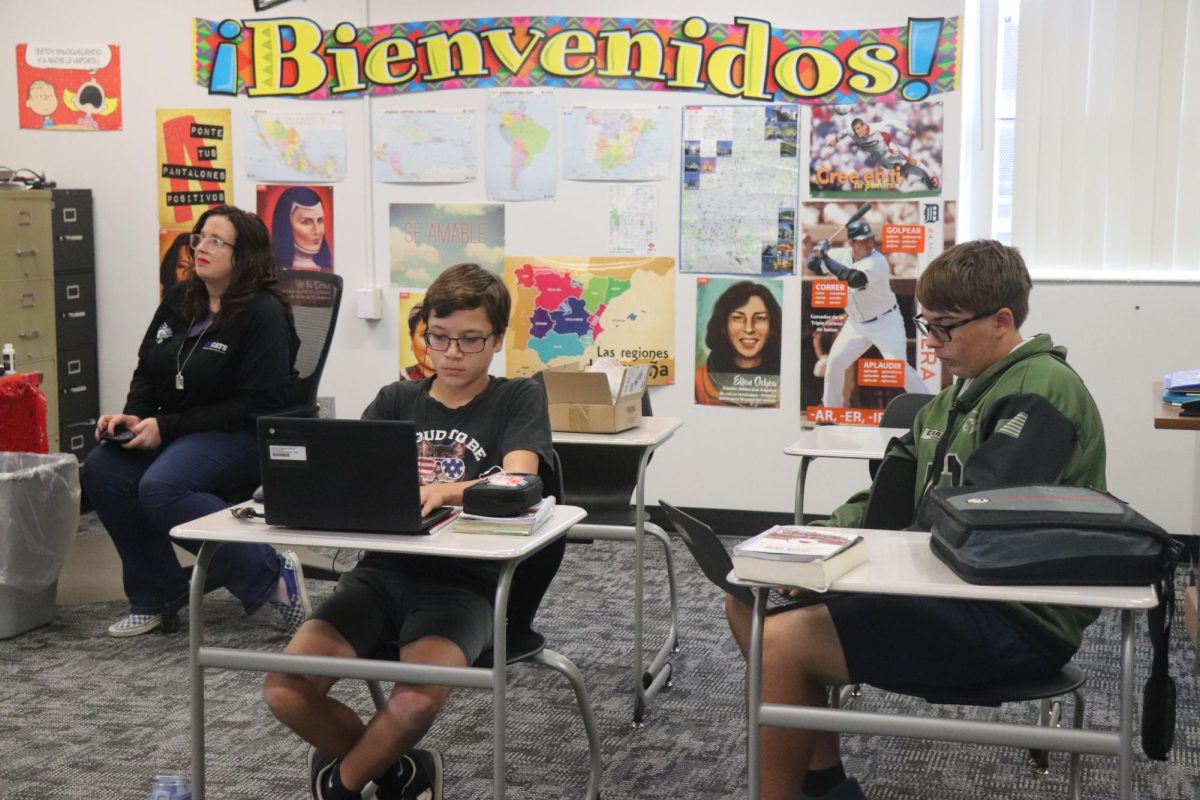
[1153,381,1200,533]
[553,416,683,723]
[733,528,1158,800]
[784,426,907,524]
[173,503,588,800]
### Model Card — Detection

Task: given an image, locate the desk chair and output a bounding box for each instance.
[659,501,1087,799]
[555,392,680,723]
[366,453,603,799]
[869,392,934,476]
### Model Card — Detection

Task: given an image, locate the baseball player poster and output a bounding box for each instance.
[810,100,943,198]
[695,277,783,408]
[801,201,942,425]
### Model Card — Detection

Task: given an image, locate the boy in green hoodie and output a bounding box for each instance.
[728,239,1106,800]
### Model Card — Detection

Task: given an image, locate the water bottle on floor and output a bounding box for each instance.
[150,775,192,800]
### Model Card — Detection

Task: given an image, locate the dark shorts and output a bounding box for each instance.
[825,595,1070,688]
[312,566,493,664]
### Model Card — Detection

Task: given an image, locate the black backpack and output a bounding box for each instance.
[918,484,1181,759]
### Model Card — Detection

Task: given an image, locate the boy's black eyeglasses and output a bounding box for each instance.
[912,308,1001,343]
[424,331,494,353]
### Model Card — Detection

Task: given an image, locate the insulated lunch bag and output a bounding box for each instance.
[918,483,1182,760]
[918,484,1175,586]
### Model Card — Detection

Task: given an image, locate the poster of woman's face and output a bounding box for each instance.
[694,277,783,408]
[257,184,334,272]
[399,291,435,381]
[158,229,194,296]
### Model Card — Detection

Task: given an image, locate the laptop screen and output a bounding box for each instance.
[257,416,443,534]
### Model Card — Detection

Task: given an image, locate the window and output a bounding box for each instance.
[998,0,1200,279]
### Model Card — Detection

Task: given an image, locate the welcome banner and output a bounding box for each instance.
[193,15,960,104]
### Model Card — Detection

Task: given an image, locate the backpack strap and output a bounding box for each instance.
[1141,542,1181,760]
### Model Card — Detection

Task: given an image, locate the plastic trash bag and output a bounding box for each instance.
[0,452,80,592]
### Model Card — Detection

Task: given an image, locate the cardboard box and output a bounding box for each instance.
[543,360,649,433]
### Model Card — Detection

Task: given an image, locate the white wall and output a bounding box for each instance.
[4,0,1196,533]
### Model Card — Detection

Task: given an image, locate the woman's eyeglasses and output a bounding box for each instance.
[424,331,494,353]
[189,233,235,251]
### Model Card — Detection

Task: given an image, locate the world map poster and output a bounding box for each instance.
[504,256,675,386]
[485,90,556,201]
[245,109,346,183]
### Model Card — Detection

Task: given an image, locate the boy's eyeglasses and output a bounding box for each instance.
[424,331,494,353]
[189,233,235,251]
[912,308,1001,343]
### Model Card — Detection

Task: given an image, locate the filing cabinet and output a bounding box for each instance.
[0,189,97,456]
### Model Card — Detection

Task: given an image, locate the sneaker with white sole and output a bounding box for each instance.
[309,747,381,799]
[107,613,162,637]
[271,550,311,636]
[396,749,442,800]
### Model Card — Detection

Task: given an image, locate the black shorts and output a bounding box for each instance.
[312,566,493,664]
[825,595,1071,688]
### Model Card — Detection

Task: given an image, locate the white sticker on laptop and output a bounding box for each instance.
[269,444,308,461]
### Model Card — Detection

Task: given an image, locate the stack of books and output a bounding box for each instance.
[452,496,556,535]
[732,525,866,590]
[1162,369,1200,406]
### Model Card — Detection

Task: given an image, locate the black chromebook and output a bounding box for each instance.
[256,417,454,534]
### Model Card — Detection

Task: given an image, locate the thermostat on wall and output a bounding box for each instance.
[357,287,382,320]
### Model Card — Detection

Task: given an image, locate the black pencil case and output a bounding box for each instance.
[463,473,543,517]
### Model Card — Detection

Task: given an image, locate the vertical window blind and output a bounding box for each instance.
[1011,0,1200,278]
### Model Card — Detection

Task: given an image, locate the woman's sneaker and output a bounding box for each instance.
[271,550,311,636]
[107,613,162,637]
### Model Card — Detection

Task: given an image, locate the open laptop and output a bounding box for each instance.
[257,416,454,534]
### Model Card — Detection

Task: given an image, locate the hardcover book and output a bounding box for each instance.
[732,526,866,590]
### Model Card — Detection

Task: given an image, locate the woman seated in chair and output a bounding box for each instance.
[82,204,309,638]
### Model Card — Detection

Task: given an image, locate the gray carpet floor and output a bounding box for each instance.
[1,528,1198,799]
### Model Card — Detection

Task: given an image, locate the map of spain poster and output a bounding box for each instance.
[504,256,675,385]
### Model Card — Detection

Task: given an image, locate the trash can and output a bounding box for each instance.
[0,452,80,638]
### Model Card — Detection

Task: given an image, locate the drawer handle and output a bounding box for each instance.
[60,234,84,241]
[18,329,40,339]
[63,311,87,319]
[70,434,86,450]
[20,293,36,308]
[67,360,82,375]
[65,385,88,394]
[66,285,81,299]
[14,247,38,257]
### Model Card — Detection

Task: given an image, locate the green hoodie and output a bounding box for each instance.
[823,333,1107,653]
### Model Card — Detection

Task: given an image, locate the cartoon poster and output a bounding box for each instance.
[159,229,193,297]
[810,100,943,197]
[257,184,334,272]
[156,108,233,229]
[679,104,799,275]
[504,256,676,386]
[389,204,504,288]
[800,200,951,425]
[399,291,434,381]
[694,277,783,408]
[16,44,122,131]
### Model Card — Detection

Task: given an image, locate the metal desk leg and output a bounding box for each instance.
[747,588,768,800]
[492,563,515,800]
[1118,609,1134,800]
[190,541,219,800]
[632,443,678,723]
[793,456,812,526]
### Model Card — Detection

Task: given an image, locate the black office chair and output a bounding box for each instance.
[366,451,602,799]
[275,270,344,418]
[660,500,1086,798]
